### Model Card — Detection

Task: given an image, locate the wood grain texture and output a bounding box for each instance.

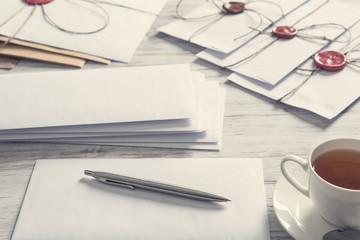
[1,0,360,239]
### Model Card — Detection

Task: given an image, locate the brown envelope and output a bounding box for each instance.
[0,35,111,65]
[0,43,87,67]
[0,56,19,69]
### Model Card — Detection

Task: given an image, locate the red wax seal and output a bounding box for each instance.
[272,26,297,39]
[25,0,54,4]
[223,2,245,14]
[314,51,347,71]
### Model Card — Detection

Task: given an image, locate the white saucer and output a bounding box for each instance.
[273,165,336,240]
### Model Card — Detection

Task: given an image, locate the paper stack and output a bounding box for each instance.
[0,64,226,150]
[0,0,167,69]
[160,0,360,119]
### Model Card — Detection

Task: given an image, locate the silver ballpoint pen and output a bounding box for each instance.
[84,170,230,202]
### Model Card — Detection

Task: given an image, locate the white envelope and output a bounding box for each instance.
[0,0,167,62]
[198,0,360,85]
[159,0,307,54]
[16,86,226,151]
[0,64,197,130]
[22,83,224,144]
[227,21,360,119]
[19,87,225,151]
[12,158,270,240]
[0,71,208,140]
[97,141,223,151]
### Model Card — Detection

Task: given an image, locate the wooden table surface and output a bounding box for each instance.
[1,0,360,239]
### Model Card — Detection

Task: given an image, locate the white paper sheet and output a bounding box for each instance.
[0,64,196,130]
[198,0,360,85]
[0,0,167,62]
[12,158,270,240]
[227,20,360,119]
[159,0,307,54]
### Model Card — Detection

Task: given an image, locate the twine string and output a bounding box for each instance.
[95,0,157,16]
[233,0,284,41]
[188,14,225,42]
[233,9,265,42]
[296,23,351,44]
[277,31,360,102]
[41,0,110,34]
[175,0,223,21]
[276,67,319,102]
[342,34,360,54]
[176,0,284,42]
[246,0,284,18]
[0,5,37,48]
[343,35,360,68]
[291,0,329,26]
[347,61,360,69]
[225,38,277,68]
[0,5,28,28]
[223,0,346,69]
[0,0,163,46]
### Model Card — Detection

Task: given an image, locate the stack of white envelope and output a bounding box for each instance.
[160,0,360,119]
[0,64,226,150]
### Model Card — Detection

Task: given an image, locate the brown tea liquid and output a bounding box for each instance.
[312,149,360,190]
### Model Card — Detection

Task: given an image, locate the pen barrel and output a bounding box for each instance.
[140,180,228,202]
[87,171,229,202]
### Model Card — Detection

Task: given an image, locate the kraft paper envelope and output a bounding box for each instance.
[0,56,18,69]
[0,64,196,130]
[159,0,307,54]
[227,21,360,120]
[0,72,208,140]
[0,43,86,67]
[12,158,270,240]
[0,0,167,62]
[198,0,360,85]
[0,35,110,64]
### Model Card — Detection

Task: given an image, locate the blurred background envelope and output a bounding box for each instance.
[159,0,307,54]
[227,19,360,120]
[198,0,360,85]
[0,0,167,62]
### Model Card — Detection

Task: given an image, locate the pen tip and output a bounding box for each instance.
[84,170,93,176]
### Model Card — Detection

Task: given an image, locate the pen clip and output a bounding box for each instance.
[105,179,136,190]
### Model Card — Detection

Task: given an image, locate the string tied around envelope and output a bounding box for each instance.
[0,0,159,48]
[40,0,110,34]
[277,34,360,102]
[222,0,352,69]
[175,0,285,43]
[0,4,35,47]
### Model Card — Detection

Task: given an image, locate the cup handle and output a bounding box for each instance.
[280,154,310,197]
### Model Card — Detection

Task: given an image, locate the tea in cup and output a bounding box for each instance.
[281,138,360,228]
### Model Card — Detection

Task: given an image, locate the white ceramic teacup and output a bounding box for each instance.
[281,138,360,229]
